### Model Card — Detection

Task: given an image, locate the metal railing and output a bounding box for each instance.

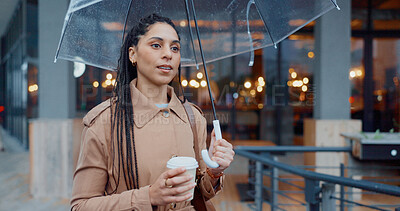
[235,146,400,211]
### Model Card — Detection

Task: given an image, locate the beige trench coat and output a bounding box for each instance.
[71,79,223,211]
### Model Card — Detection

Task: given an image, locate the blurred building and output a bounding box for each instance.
[0,0,399,200]
[0,0,399,147]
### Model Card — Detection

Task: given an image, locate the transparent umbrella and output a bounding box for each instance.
[55,0,339,167]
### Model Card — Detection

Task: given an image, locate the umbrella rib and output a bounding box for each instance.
[246,0,255,66]
[188,0,218,121]
[253,0,276,48]
[121,0,134,46]
[55,12,73,63]
[330,0,341,10]
[183,0,200,70]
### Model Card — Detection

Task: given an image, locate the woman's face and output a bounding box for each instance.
[129,22,181,87]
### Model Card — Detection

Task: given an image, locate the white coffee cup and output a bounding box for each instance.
[166,156,198,201]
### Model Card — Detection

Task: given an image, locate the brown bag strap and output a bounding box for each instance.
[182,101,201,164]
[182,100,216,211]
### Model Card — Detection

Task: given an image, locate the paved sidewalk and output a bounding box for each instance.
[0,128,69,211]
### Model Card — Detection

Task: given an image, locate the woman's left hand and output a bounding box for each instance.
[208,129,235,175]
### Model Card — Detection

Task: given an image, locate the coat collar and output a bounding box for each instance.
[130,79,188,128]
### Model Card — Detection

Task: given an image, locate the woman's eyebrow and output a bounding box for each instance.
[148,37,180,45]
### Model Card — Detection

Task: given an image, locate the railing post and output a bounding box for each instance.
[321,183,335,211]
[255,161,263,211]
[305,179,320,211]
[270,156,278,211]
[340,163,345,211]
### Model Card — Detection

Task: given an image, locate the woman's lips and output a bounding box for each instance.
[157,65,172,73]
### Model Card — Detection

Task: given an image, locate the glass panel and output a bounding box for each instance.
[27,63,38,118]
[373,38,400,131]
[350,38,365,120]
[352,0,400,30]
[76,66,115,116]
[281,36,315,138]
[373,0,400,30]
[351,1,368,30]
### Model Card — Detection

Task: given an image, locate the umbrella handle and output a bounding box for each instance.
[201,120,222,168]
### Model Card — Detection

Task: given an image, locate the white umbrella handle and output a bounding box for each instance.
[201,120,221,168]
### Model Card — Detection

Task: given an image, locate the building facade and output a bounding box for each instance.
[0,0,399,148]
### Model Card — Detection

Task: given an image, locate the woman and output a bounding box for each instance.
[71,14,234,211]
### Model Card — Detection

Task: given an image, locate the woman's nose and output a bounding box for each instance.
[162,48,173,60]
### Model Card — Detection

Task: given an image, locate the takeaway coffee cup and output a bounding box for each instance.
[166,156,198,201]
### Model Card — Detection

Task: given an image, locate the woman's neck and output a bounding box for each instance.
[136,78,169,104]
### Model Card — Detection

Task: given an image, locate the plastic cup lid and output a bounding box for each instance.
[167,157,198,169]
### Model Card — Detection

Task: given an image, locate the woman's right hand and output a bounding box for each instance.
[149,167,196,206]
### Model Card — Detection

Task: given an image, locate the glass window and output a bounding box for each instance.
[372,0,400,30]
[76,66,115,116]
[281,36,315,137]
[372,38,400,131]
[349,38,365,120]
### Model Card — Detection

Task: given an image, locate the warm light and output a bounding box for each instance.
[93,81,99,88]
[102,82,107,88]
[349,96,355,104]
[244,81,252,89]
[258,104,264,109]
[356,70,362,77]
[106,73,112,80]
[189,80,197,87]
[197,72,203,79]
[230,81,235,87]
[303,77,309,84]
[293,80,303,87]
[250,90,256,96]
[200,80,207,87]
[258,77,264,83]
[180,20,187,27]
[349,71,356,78]
[258,80,265,87]
[105,80,112,86]
[308,51,314,59]
[289,68,295,73]
[287,81,293,87]
[257,86,263,92]
[194,82,200,88]
[301,85,308,92]
[182,79,188,87]
[29,84,38,92]
[291,72,297,79]
[111,79,116,86]
[299,92,306,101]
[377,95,382,102]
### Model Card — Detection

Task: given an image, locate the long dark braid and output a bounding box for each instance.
[109,14,181,193]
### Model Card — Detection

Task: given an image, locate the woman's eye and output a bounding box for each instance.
[171,46,180,52]
[151,44,161,48]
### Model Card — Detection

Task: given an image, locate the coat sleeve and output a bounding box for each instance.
[70,127,153,211]
[193,107,224,201]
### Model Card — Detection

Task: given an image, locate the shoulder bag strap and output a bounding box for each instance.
[182,101,201,163]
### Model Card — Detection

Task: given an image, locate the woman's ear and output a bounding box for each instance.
[128,47,136,64]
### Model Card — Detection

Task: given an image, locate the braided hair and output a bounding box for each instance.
[110,14,181,192]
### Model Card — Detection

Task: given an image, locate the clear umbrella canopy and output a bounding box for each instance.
[55,0,338,70]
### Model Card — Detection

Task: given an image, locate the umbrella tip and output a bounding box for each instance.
[248,61,254,67]
[54,58,57,63]
[196,64,199,70]
[336,5,341,10]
